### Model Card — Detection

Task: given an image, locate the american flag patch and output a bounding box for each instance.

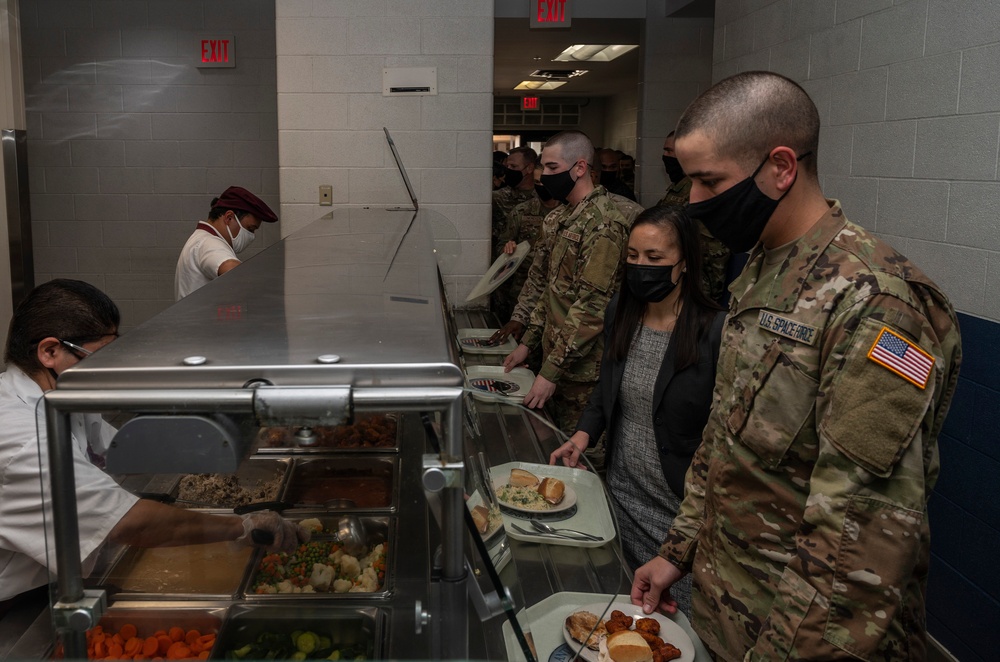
[867,327,934,389]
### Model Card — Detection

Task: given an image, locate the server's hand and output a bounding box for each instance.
[238,512,310,553]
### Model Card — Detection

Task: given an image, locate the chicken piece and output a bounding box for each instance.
[652,643,683,662]
[635,617,661,635]
[564,611,607,651]
[605,619,632,634]
[635,631,665,648]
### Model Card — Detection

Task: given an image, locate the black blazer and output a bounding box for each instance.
[576,296,725,498]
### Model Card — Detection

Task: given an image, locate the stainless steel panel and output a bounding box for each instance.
[55,208,464,391]
[2,129,34,307]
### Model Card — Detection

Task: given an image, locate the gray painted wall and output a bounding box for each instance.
[714,0,1000,322]
[19,0,280,331]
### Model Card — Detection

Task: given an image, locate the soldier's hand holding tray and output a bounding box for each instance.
[522,374,556,409]
[503,343,530,371]
[490,320,524,345]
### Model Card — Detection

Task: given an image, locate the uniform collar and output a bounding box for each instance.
[2,365,44,409]
[197,221,224,239]
[730,199,847,314]
[558,186,606,227]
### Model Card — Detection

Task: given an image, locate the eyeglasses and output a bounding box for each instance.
[60,339,93,357]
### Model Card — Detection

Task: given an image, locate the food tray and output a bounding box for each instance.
[242,515,394,601]
[280,456,398,511]
[83,602,228,658]
[98,529,256,601]
[501,593,712,662]
[212,604,383,661]
[456,328,518,355]
[137,458,291,510]
[253,413,402,454]
[466,365,536,404]
[489,462,617,547]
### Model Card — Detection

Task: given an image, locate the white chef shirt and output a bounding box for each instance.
[174,222,238,300]
[0,367,139,601]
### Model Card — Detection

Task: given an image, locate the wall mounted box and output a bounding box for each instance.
[383,67,437,96]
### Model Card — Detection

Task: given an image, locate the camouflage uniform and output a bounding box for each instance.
[659,202,962,662]
[607,192,645,227]
[491,197,549,325]
[491,186,537,256]
[510,205,564,327]
[521,186,630,436]
[659,176,731,303]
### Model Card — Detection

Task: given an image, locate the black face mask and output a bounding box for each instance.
[625,263,679,303]
[599,171,618,188]
[503,167,524,188]
[540,167,578,204]
[686,152,810,253]
[662,155,685,183]
[534,183,554,203]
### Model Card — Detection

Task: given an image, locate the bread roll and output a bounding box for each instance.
[537,477,565,505]
[509,468,540,487]
[606,630,653,662]
[470,505,490,533]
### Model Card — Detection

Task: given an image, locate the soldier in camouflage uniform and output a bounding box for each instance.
[503,131,629,437]
[660,131,731,303]
[491,147,538,257]
[590,162,645,226]
[631,72,962,662]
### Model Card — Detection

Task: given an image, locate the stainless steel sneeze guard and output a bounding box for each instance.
[41,209,469,659]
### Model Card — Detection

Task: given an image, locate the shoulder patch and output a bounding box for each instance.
[867,326,934,389]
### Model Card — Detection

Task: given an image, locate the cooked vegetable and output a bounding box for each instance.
[86,624,215,661]
[222,629,368,661]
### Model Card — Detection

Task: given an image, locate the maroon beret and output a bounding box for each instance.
[214,186,278,223]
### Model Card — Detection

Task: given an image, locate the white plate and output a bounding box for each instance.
[465,241,531,301]
[563,602,695,662]
[456,328,518,355]
[466,490,505,544]
[466,365,535,403]
[493,479,578,514]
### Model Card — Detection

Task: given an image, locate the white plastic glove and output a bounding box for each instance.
[238,512,311,553]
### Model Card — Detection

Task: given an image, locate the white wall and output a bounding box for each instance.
[18,0,281,331]
[636,14,715,208]
[274,0,494,305]
[603,87,638,159]
[0,0,25,356]
[714,0,1000,322]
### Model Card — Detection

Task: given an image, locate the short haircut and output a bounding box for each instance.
[5,279,120,374]
[676,71,819,174]
[507,146,538,166]
[208,197,248,221]
[543,130,596,168]
[666,130,676,138]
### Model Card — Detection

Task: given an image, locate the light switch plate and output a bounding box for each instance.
[319,185,333,206]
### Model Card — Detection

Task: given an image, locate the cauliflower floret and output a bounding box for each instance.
[339,554,361,579]
[349,567,379,593]
[300,584,315,593]
[276,580,296,594]
[332,578,353,593]
[299,518,324,533]
[329,549,344,564]
[361,543,385,569]
[308,563,335,591]
[257,584,278,594]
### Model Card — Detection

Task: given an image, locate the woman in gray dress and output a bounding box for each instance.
[550,205,724,616]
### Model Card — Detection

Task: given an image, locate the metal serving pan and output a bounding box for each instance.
[98,518,256,601]
[253,413,402,454]
[242,515,395,601]
[129,457,292,510]
[82,602,228,657]
[279,456,398,511]
[211,604,384,660]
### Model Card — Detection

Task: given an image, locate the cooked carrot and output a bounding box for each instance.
[153,631,166,638]
[94,640,107,658]
[168,627,184,643]
[107,643,123,658]
[124,637,143,656]
[119,624,138,641]
[156,635,173,656]
[197,652,209,660]
[183,630,199,646]
[165,641,189,659]
[142,637,159,657]
[196,634,214,648]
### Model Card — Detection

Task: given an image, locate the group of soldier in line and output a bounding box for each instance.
[485,71,962,662]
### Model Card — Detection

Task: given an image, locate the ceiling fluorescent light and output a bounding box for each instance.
[514,80,566,91]
[554,44,638,62]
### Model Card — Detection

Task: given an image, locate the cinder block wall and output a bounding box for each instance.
[274,0,494,305]
[714,1,1000,659]
[20,0,280,330]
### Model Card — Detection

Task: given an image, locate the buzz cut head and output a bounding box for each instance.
[543,130,596,169]
[676,71,820,174]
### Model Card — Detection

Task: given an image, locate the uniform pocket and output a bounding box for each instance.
[824,495,924,660]
[752,565,818,661]
[728,341,817,468]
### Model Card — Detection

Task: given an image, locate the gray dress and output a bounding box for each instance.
[607,324,693,615]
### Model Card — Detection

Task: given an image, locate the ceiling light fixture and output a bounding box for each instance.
[514,80,566,91]
[530,69,588,80]
[553,44,638,62]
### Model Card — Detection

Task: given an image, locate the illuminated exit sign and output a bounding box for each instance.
[197,35,235,68]
[530,0,571,28]
[521,96,541,111]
